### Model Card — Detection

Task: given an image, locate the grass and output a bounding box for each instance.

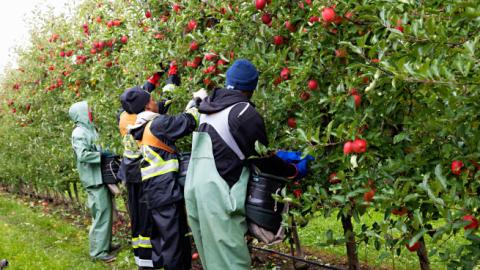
[298,211,467,270]
[1,190,475,270]
[0,192,135,270]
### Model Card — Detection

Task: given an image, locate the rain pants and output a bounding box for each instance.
[185,118,251,269]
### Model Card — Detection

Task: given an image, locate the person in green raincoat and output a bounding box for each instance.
[69,101,117,263]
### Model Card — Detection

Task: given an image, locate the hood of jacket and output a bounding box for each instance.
[69,101,95,131]
[131,110,159,140]
[198,88,252,115]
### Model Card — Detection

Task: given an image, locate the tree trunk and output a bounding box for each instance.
[341,214,360,270]
[291,218,309,270]
[73,181,80,204]
[417,237,430,270]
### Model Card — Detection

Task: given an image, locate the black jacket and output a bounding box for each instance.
[198,88,269,187]
[131,113,196,209]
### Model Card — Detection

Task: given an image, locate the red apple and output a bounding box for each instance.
[273,35,284,45]
[395,25,404,33]
[352,94,361,108]
[363,189,375,202]
[349,88,358,95]
[189,41,199,51]
[309,16,320,23]
[113,20,121,26]
[293,189,302,198]
[261,13,272,25]
[299,91,311,101]
[463,215,479,230]
[451,160,463,175]
[204,53,217,61]
[352,138,367,153]
[343,141,354,155]
[405,242,420,252]
[285,21,296,32]
[280,67,290,80]
[173,4,181,13]
[121,36,128,44]
[203,65,216,74]
[145,10,152,18]
[287,117,297,128]
[107,20,114,28]
[345,11,353,20]
[187,20,197,32]
[307,79,318,90]
[66,50,73,57]
[335,48,347,58]
[96,16,102,23]
[322,7,336,23]
[392,207,408,216]
[59,51,65,57]
[255,0,266,10]
[328,173,341,184]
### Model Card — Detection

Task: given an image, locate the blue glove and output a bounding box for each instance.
[276,150,314,179]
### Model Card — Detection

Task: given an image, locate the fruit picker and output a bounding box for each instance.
[123,68,206,270]
[69,101,118,263]
[116,62,180,268]
[184,59,313,270]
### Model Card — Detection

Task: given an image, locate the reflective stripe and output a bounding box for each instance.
[134,256,154,268]
[141,145,179,181]
[124,149,141,159]
[123,134,140,158]
[132,235,152,249]
[131,237,140,248]
[186,107,200,126]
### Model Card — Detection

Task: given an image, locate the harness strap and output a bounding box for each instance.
[140,121,176,154]
[199,102,249,160]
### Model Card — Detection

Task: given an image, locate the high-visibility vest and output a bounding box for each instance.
[140,121,179,181]
[118,111,137,137]
[119,111,141,159]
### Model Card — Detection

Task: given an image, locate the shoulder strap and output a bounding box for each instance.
[199,102,249,160]
[140,121,176,154]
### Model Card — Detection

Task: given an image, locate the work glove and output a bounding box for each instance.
[144,70,166,92]
[185,89,208,110]
[157,98,173,114]
[276,151,314,179]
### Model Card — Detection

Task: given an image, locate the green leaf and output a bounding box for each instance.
[393,132,410,144]
[434,164,447,190]
[409,228,428,247]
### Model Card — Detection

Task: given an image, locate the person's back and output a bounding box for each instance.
[185,59,263,270]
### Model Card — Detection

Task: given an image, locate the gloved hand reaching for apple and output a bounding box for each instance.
[185,89,208,110]
[276,150,314,179]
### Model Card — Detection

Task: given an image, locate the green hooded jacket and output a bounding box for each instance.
[69,101,103,188]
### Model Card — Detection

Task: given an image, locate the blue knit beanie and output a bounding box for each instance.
[120,86,151,114]
[225,59,259,92]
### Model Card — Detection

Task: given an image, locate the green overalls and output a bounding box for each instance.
[185,132,251,270]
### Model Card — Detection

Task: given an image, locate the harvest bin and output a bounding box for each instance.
[101,155,121,184]
[246,167,288,232]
